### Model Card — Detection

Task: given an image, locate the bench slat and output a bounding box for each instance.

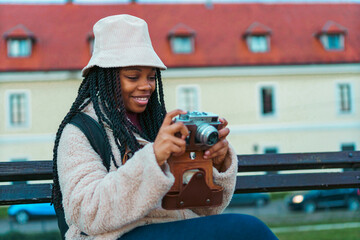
[235,171,360,193]
[0,184,52,205]
[0,151,359,205]
[237,151,360,171]
[0,161,53,181]
[1,171,360,205]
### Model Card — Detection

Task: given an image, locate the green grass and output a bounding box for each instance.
[0,206,8,219]
[0,231,61,240]
[275,227,360,240]
[270,192,291,201]
[265,212,360,228]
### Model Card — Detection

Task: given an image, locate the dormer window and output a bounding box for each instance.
[171,36,193,54]
[3,24,36,58]
[168,23,196,54]
[87,32,95,55]
[248,35,269,53]
[320,33,344,50]
[243,22,272,53]
[315,21,347,51]
[8,38,32,57]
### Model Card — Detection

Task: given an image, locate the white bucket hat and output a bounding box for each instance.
[82,14,167,77]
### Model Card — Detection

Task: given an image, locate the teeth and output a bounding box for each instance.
[134,97,148,101]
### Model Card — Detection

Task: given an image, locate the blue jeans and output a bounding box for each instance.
[120,213,278,240]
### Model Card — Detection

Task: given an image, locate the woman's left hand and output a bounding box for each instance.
[203,118,230,172]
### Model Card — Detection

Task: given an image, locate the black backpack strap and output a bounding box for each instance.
[55,112,111,240]
[54,207,69,240]
[69,112,111,171]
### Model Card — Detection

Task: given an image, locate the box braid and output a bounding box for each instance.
[52,66,166,209]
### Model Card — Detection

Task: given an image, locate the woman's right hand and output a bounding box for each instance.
[153,109,189,166]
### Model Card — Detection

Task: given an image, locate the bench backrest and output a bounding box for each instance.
[0,151,359,205]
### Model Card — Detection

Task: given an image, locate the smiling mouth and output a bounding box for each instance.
[132,96,150,105]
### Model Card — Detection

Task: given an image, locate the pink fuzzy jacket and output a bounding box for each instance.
[57,103,238,239]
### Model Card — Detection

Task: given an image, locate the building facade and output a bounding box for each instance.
[0,2,359,162]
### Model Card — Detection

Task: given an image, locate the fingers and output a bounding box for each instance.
[204,139,229,161]
[218,127,230,140]
[167,122,189,139]
[161,109,187,126]
[218,117,228,129]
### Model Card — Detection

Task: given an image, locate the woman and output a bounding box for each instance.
[52,14,278,240]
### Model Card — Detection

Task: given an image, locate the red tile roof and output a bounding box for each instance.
[319,21,348,34]
[3,24,36,40]
[0,3,359,72]
[168,23,196,37]
[243,22,272,36]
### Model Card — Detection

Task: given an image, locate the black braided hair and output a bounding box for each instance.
[52,67,166,209]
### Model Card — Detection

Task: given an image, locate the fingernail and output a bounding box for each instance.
[205,151,210,156]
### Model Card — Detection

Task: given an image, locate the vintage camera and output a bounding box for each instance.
[162,111,224,210]
[174,111,221,151]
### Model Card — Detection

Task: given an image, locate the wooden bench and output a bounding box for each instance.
[0,151,359,206]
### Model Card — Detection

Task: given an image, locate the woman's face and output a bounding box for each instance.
[119,66,156,113]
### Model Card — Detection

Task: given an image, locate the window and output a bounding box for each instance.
[247,35,269,52]
[320,33,344,51]
[338,83,352,113]
[327,34,341,49]
[243,22,271,53]
[7,38,32,57]
[6,90,30,128]
[316,21,347,51]
[264,147,278,154]
[87,33,95,55]
[177,85,200,111]
[171,36,194,54]
[168,23,196,54]
[89,38,95,54]
[260,86,275,116]
[341,143,355,151]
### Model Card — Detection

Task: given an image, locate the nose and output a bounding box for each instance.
[138,78,152,91]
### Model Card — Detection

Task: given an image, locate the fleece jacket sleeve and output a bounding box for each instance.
[57,124,175,235]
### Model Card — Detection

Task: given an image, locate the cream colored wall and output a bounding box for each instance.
[163,73,359,125]
[0,78,81,161]
[0,79,81,134]
[0,65,359,161]
[162,71,360,154]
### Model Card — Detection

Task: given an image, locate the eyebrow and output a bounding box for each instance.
[123,67,156,72]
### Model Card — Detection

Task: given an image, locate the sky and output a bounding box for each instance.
[0,0,359,4]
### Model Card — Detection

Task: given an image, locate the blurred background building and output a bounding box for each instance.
[0,0,359,163]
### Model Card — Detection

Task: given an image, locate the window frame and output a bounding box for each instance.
[7,38,32,57]
[88,36,95,55]
[340,143,356,151]
[258,84,277,118]
[176,85,201,112]
[5,90,31,129]
[247,34,270,53]
[170,35,194,54]
[264,146,279,154]
[336,82,354,115]
[320,33,344,51]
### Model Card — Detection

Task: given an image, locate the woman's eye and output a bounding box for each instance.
[149,76,156,81]
[126,76,138,80]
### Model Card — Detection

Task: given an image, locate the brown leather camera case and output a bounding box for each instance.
[162,151,223,210]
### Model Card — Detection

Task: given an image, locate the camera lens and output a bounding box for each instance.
[196,123,219,146]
